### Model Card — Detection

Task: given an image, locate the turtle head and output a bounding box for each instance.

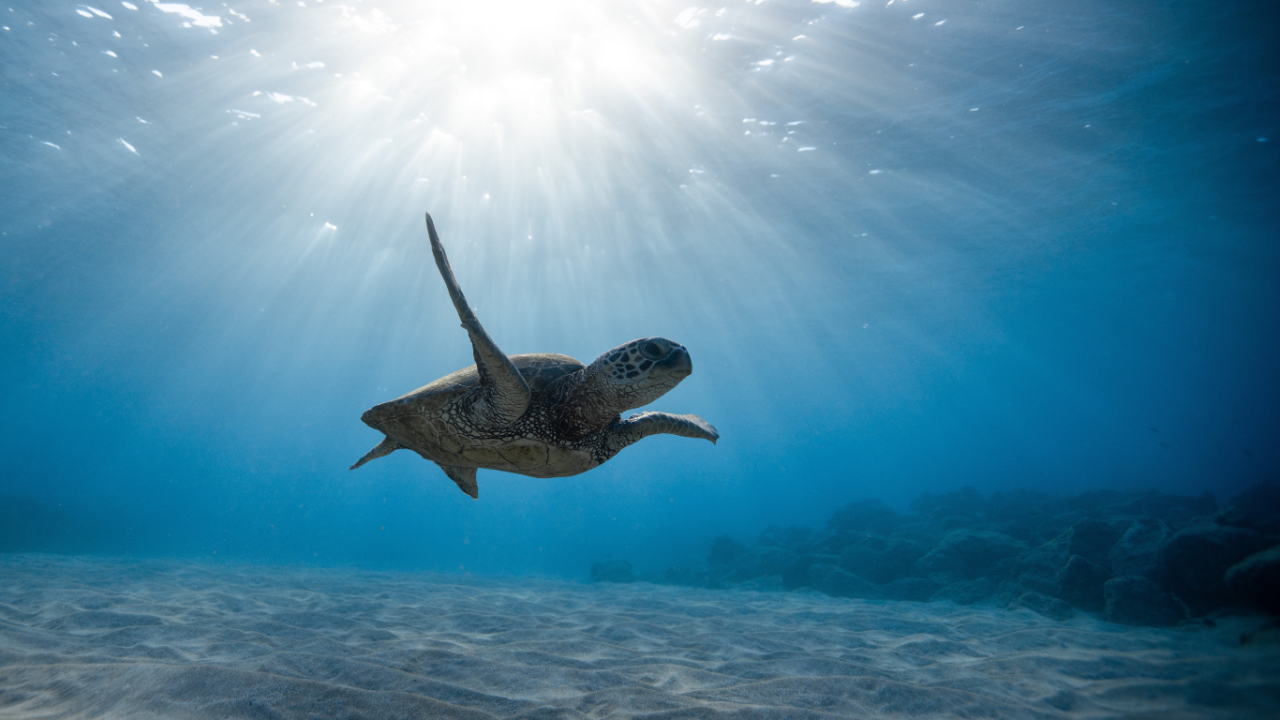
[585,337,692,412]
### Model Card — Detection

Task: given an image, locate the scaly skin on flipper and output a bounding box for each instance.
[604,412,720,459]
[439,464,478,499]
[350,436,401,470]
[352,213,718,498]
[425,213,531,428]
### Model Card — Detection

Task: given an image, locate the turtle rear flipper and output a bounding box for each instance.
[439,464,479,499]
[426,212,531,427]
[350,436,402,470]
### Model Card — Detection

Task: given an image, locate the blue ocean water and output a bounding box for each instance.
[1,0,1276,580]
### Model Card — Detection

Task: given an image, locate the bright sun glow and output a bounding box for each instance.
[337,0,668,132]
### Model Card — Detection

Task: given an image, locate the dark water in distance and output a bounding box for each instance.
[1,0,1277,577]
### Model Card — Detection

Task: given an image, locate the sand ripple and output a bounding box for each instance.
[0,555,1276,719]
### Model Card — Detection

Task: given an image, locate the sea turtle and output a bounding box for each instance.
[350,213,719,499]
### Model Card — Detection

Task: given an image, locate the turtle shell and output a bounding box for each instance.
[360,353,590,476]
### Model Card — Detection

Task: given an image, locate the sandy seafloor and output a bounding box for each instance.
[1,555,1276,720]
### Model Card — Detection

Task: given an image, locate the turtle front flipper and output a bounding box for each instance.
[438,463,479,499]
[600,412,719,462]
[426,212,531,427]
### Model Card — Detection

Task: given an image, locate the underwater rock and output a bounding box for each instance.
[1104,576,1186,626]
[590,558,634,583]
[1217,482,1280,535]
[1109,517,1173,580]
[724,546,795,583]
[1068,489,1217,524]
[986,489,1071,519]
[913,529,1027,581]
[879,538,929,580]
[986,490,1076,546]
[1063,518,1122,568]
[661,485,1270,627]
[780,557,815,590]
[1009,533,1072,597]
[911,486,987,518]
[778,553,840,590]
[999,517,1071,547]
[1240,619,1280,646]
[707,536,749,567]
[1008,592,1074,621]
[1225,545,1280,615]
[1055,555,1112,612]
[837,539,886,579]
[733,575,785,592]
[837,536,925,585]
[881,577,939,602]
[931,577,1000,605]
[809,563,880,599]
[1160,521,1275,615]
[756,525,813,550]
[826,499,903,535]
[1006,518,1117,603]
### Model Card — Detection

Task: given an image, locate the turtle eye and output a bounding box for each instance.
[640,340,666,360]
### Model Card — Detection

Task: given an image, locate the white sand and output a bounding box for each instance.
[0,555,1276,719]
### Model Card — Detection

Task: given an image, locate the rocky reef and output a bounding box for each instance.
[613,483,1280,627]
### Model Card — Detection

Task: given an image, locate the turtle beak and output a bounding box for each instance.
[657,346,692,380]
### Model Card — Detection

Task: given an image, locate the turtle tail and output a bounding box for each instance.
[350,436,402,470]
